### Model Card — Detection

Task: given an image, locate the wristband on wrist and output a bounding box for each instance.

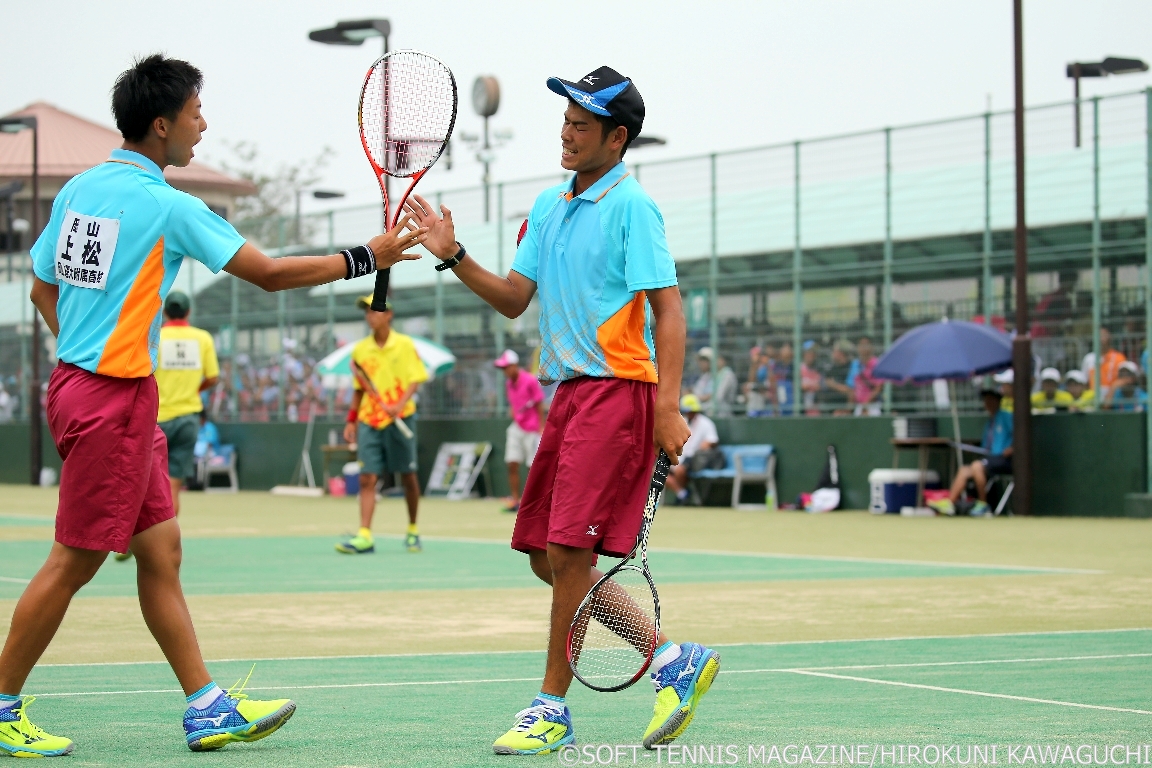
[341,245,377,280]
[434,242,467,272]
[346,407,358,424]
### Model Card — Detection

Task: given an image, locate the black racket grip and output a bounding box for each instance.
[370,267,390,311]
[651,450,672,492]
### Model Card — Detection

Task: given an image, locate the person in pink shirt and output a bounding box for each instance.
[495,350,545,512]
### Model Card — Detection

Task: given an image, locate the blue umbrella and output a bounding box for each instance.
[873,319,1013,473]
[873,319,1012,382]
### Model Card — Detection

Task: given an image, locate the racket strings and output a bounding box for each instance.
[362,52,456,177]
[570,566,658,686]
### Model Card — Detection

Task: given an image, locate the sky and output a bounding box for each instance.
[3,0,1151,215]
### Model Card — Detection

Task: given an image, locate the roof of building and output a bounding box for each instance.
[0,102,256,196]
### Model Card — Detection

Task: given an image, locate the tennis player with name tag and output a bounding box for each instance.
[405,67,721,754]
[0,54,426,757]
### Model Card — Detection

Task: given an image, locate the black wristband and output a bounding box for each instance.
[434,242,467,272]
[341,245,376,280]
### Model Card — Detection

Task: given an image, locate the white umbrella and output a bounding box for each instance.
[315,336,456,389]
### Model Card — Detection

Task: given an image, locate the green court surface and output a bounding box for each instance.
[0,535,1087,599]
[18,630,1152,767]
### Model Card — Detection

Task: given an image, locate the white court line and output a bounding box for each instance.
[373,534,1104,575]
[723,652,1152,676]
[0,576,30,584]
[30,628,1152,668]
[33,676,546,699]
[786,669,1152,716]
[30,652,1152,699]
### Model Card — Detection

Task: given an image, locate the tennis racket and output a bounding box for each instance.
[358,50,458,312]
[350,359,414,439]
[568,450,672,692]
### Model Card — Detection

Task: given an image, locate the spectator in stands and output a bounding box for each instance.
[994,368,1014,413]
[715,354,739,416]
[743,346,772,417]
[692,348,737,416]
[1031,367,1073,413]
[851,337,882,416]
[664,394,718,505]
[928,388,1012,517]
[494,349,545,513]
[0,381,12,423]
[800,341,822,416]
[1106,361,1147,412]
[193,411,221,461]
[774,342,794,416]
[1082,327,1126,400]
[1031,270,1078,338]
[1064,369,1095,411]
[816,340,855,416]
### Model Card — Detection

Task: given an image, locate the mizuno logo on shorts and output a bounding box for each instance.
[586,525,599,535]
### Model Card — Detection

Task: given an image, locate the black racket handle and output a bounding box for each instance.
[651,450,672,492]
[370,267,391,312]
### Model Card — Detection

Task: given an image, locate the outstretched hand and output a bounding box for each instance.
[368,212,427,270]
[404,194,458,260]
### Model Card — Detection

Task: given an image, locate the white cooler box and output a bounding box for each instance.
[868,469,940,513]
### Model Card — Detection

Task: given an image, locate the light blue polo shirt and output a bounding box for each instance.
[30,149,244,379]
[982,409,1014,457]
[511,161,677,385]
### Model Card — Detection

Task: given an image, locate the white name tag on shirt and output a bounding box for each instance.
[55,210,119,291]
[160,339,201,370]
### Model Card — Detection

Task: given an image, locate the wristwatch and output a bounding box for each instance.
[435,242,467,272]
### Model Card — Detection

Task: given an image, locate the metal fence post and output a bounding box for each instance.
[983,111,993,325]
[792,141,803,417]
[229,266,239,421]
[883,127,893,415]
[1145,87,1152,491]
[1091,96,1102,397]
[277,216,286,421]
[708,153,719,418]
[496,182,506,417]
[326,210,336,417]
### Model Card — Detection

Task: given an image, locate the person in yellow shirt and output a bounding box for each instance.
[1031,367,1073,413]
[155,291,219,516]
[337,293,428,555]
[1064,369,1096,411]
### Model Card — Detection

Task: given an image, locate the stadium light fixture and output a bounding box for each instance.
[308,19,390,52]
[630,136,667,149]
[0,114,42,485]
[294,189,346,244]
[1067,57,1148,147]
[309,20,390,230]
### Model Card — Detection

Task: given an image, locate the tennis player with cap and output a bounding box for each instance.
[0,54,425,757]
[405,66,720,754]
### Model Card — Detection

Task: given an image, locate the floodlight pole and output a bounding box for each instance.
[2,116,44,484]
[1011,0,1033,516]
[1073,64,1082,149]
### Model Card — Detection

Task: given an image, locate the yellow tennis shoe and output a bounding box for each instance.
[0,697,75,757]
[643,642,721,749]
[183,672,295,752]
[493,699,574,755]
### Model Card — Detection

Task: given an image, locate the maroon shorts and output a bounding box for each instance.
[47,362,173,553]
[511,377,656,559]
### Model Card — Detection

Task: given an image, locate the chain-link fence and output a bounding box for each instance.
[1,90,1149,422]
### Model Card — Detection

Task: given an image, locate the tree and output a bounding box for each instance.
[212,141,334,248]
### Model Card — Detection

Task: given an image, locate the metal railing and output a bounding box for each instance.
[0,89,1150,423]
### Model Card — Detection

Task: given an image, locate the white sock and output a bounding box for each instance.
[536,692,565,710]
[0,694,19,713]
[186,683,223,711]
[651,641,682,674]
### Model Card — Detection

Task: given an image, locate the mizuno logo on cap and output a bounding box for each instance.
[583,75,599,85]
